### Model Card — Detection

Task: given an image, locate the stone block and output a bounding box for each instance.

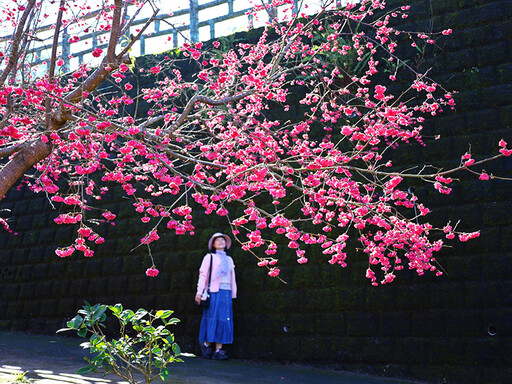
[100,256,123,276]
[48,261,66,279]
[28,247,48,264]
[87,277,109,298]
[21,231,41,247]
[68,278,89,298]
[127,275,148,295]
[48,279,71,299]
[19,282,37,300]
[122,254,144,275]
[378,311,412,337]
[164,250,187,271]
[461,23,495,48]
[482,202,512,227]
[107,276,130,296]
[410,310,447,337]
[333,287,366,311]
[0,265,15,281]
[430,282,466,308]
[480,84,512,108]
[33,281,53,299]
[39,299,60,317]
[500,225,512,252]
[83,258,104,277]
[15,215,33,231]
[170,271,193,293]
[146,272,169,295]
[502,281,512,307]
[365,284,402,311]
[346,312,378,337]
[26,318,46,333]
[62,259,85,279]
[465,281,502,308]
[477,337,508,365]
[446,309,482,337]
[398,284,433,310]
[56,299,79,319]
[3,284,19,300]
[22,300,41,318]
[482,365,512,384]
[132,294,156,310]
[482,309,512,337]
[235,314,264,337]
[15,265,33,282]
[482,253,512,280]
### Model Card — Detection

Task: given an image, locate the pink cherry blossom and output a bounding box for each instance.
[146,267,159,277]
[92,48,103,58]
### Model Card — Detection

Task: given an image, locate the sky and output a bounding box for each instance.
[0,0,340,72]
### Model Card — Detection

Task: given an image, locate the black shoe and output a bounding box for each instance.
[200,343,213,359]
[212,349,228,360]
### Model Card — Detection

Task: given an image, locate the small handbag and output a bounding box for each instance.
[196,254,213,308]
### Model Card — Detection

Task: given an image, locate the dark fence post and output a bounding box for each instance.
[293,0,299,14]
[62,27,70,71]
[189,0,199,43]
[268,0,277,23]
[209,20,215,40]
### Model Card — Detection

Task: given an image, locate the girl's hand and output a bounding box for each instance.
[195,295,202,305]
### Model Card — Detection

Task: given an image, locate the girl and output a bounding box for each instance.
[195,232,237,360]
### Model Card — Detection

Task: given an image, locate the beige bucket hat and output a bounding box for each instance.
[208,232,232,250]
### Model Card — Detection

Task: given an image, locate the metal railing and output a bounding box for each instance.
[0,0,348,72]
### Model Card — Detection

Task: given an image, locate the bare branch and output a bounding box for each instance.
[0,0,37,87]
[165,91,255,134]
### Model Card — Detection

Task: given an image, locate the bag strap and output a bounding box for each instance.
[206,253,213,289]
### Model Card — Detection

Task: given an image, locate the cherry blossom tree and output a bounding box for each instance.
[0,0,509,284]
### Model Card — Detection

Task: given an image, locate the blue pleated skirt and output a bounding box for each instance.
[199,289,233,344]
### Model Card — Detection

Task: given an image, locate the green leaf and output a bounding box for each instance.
[120,310,135,323]
[76,366,94,375]
[109,303,123,316]
[67,315,84,330]
[92,305,108,321]
[172,343,181,356]
[160,367,171,382]
[77,327,88,338]
[155,310,173,319]
[152,347,162,355]
[132,309,148,322]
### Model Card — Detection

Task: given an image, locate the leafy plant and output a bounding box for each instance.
[59,302,192,384]
[3,371,32,384]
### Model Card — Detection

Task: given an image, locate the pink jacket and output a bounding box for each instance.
[196,253,237,299]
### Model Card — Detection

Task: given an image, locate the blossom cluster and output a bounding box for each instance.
[0,0,508,283]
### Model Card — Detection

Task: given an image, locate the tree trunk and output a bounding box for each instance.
[0,139,52,198]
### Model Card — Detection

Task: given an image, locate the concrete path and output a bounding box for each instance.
[0,333,421,384]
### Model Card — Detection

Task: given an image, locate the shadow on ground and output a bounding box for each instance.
[0,333,423,384]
